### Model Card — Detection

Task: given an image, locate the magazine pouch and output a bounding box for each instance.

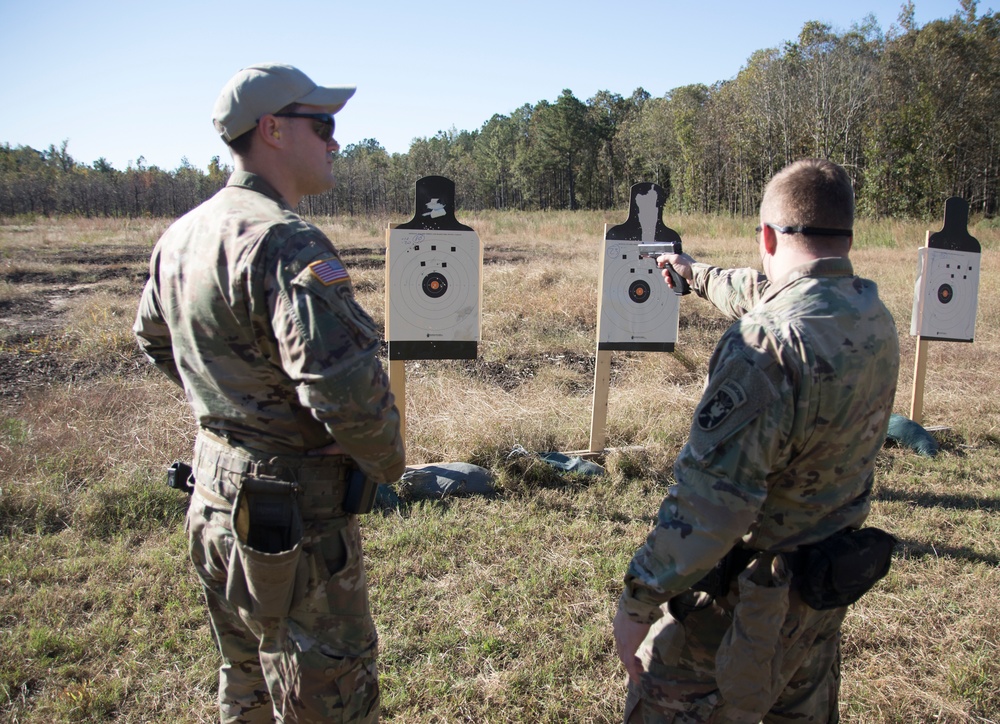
[226,476,303,618]
[793,527,896,610]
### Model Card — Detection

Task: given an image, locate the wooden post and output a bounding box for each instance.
[389,359,406,442]
[909,231,931,425]
[588,349,612,453]
[909,338,929,425]
[385,222,406,440]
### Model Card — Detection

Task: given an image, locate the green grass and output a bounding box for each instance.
[1,213,999,722]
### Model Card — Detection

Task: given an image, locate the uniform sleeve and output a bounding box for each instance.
[691,263,771,320]
[266,242,404,483]
[620,326,789,623]
[133,275,182,386]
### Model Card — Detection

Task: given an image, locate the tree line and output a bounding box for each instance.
[2,2,997,221]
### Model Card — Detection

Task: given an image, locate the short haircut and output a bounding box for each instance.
[224,102,301,158]
[760,159,854,238]
[226,129,254,156]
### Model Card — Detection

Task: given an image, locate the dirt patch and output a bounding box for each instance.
[339,247,386,270]
[0,285,118,337]
[465,352,597,392]
[337,246,528,269]
[1,266,143,285]
[483,247,528,265]
[402,351,597,393]
[1,255,149,407]
[0,339,148,408]
[56,250,150,266]
[460,357,542,391]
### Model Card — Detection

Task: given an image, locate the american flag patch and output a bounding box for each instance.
[308,258,350,286]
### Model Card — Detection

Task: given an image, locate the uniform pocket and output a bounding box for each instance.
[225,482,303,619]
[715,563,790,718]
[294,518,373,614]
[276,621,379,724]
[187,494,233,587]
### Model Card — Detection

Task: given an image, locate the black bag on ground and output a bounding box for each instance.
[792,527,897,610]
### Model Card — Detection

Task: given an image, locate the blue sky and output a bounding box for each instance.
[0,0,981,171]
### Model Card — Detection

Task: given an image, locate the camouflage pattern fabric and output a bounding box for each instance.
[134,171,405,483]
[135,172,403,722]
[620,257,899,721]
[624,589,845,723]
[187,425,380,722]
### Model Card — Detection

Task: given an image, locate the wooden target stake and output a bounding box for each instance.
[385,222,407,440]
[909,232,931,425]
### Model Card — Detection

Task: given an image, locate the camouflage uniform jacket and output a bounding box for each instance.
[622,257,898,623]
[133,171,404,483]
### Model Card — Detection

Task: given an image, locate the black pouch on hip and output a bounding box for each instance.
[344,467,377,514]
[792,527,897,610]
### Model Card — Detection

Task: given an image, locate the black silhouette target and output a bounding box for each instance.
[388,229,481,341]
[598,244,679,349]
[914,248,980,340]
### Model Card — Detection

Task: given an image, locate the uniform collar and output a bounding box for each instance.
[762,257,855,303]
[226,171,289,207]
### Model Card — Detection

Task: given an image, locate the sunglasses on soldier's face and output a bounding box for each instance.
[756,222,853,237]
[273,112,335,142]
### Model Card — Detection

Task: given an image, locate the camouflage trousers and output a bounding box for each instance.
[624,586,846,724]
[186,433,380,723]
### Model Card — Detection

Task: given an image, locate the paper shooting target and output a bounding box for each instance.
[910,248,980,342]
[909,197,981,343]
[386,176,482,360]
[598,248,679,351]
[596,183,681,352]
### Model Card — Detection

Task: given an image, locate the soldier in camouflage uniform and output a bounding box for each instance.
[613,159,899,723]
[133,63,404,723]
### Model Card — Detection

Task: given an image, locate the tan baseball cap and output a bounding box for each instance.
[212,63,356,142]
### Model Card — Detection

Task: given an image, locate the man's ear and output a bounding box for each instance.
[258,115,283,149]
[760,223,778,257]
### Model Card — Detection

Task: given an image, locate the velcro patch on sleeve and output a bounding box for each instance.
[688,353,778,461]
[308,258,350,286]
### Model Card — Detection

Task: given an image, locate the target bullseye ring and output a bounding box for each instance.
[422,272,449,298]
[629,279,651,303]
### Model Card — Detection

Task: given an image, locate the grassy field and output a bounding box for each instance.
[1,211,999,722]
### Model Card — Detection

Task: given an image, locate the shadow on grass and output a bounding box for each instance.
[874,485,1000,513]
[895,537,1000,566]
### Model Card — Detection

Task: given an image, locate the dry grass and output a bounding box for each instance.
[1,212,998,722]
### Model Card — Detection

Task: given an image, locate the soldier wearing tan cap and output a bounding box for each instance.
[135,63,404,723]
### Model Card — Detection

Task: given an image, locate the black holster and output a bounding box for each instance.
[691,546,758,598]
[166,461,194,494]
[344,467,377,514]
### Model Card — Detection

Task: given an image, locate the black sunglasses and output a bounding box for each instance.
[273,112,335,142]
[756,222,852,237]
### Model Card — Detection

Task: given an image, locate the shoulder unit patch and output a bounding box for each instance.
[697,379,748,431]
[308,257,350,286]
